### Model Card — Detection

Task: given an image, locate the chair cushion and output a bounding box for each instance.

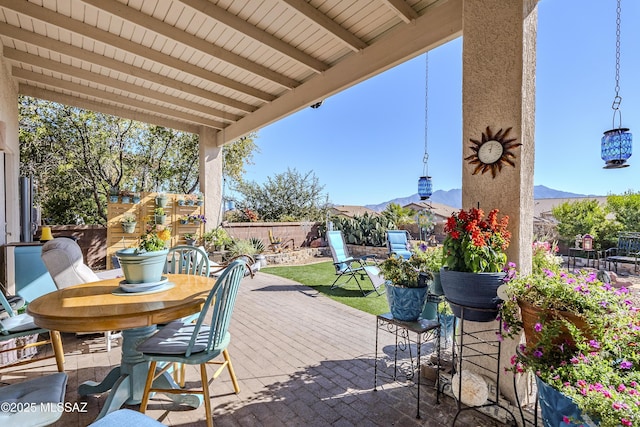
[88,409,165,426]
[0,372,67,427]
[136,321,212,355]
[0,313,38,334]
[42,238,100,288]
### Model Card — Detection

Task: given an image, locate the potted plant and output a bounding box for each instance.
[499,262,639,427]
[202,227,231,252]
[109,185,119,203]
[115,224,171,284]
[185,193,196,206]
[183,233,197,246]
[196,193,204,206]
[378,254,431,322]
[132,191,141,204]
[155,192,168,208]
[188,214,206,225]
[120,189,132,204]
[440,207,511,321]
[179,215,190,225]
[121,213,137,233]
[177,195,185,206]
[154,207,166,224]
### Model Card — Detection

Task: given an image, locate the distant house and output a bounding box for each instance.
[401,201,458,242]
[328,205,380,219]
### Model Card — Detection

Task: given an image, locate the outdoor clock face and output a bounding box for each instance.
[477,140,504,164]
[465,126,522,178]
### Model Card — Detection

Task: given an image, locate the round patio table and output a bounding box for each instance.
[27,273,215,422]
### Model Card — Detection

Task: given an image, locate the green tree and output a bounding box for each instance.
[382,203,416,226]
[19,97,258,224]
[606,191,640,232]
[231,168,329,221]
[551,199,619,250]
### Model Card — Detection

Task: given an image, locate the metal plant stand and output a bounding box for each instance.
[448,301,518,427]
[374,311,441,419]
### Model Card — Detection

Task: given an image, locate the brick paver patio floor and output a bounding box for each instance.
[0,271,514,426]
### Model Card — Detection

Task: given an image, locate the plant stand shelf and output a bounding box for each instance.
[373,312,441,419]
[448,301,519,426]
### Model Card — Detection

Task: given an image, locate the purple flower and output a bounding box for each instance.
[419,242,428,252]
[620,360,633,370]
[534,322,543,332]
[533,349,543,358]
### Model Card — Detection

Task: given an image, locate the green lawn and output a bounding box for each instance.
[261,261,389,316]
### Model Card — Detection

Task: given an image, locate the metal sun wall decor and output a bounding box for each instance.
[465,126,521,178]
[601,0,632,169]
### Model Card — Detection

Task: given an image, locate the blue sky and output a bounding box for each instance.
[241,0,640,206]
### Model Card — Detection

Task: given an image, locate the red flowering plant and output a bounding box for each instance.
[442,207,510,273]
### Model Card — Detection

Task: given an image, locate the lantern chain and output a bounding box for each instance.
[423,53,429,176]
[611,0,623,129]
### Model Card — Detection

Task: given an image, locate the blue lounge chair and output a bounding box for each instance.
[387,230,412,259]
[326,231,383,296]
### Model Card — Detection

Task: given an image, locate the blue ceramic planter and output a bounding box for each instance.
[439,268,506,322]
[536,377,590,427]
[386,283,428,321]
[115,248,169,284]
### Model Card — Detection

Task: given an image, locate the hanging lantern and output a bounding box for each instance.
[582,234,594,251]
[418,176,432,200]
[602,0,632,169]
[601,128,632,168]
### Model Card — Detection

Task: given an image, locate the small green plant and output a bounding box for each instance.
[227,238,259,257]
[183,233,197,241]
[121,213,136,223]
[202,227,231,250]
[154,207,165,216]
[249,237,265,253]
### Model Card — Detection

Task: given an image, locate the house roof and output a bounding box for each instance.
[403,201,457,221]
[0,0,461,143]
[328,205,379,218]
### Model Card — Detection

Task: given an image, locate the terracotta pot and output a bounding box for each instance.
[518,299,592,349]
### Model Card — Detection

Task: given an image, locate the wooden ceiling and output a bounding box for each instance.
[0,0,461,145]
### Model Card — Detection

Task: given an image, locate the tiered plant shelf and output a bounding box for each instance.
[106,192,204,269]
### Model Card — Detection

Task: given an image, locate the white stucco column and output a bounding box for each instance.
[460,0,538,406]
[199,126,223,230]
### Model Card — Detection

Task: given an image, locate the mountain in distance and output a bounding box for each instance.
[365,185,597,212]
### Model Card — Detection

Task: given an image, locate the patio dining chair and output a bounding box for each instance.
[326,230,383,296]
[137,259,247,427]
[0,291,65,372]
[41,238,121,351]
[386,230,412,259]
[0,372,68,426]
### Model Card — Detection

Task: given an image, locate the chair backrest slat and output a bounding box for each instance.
[185,259,246,357]
[165,246,210,276]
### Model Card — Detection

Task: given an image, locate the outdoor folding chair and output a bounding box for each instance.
[387,230,412,259]
[0,291,65,372]
[137,259,247,427]
[326,230,383,296]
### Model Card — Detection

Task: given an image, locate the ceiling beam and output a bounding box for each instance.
[5,48,241,123]
[221,0,462,145]
[279,0,368,52]
[14,68,226,129]
[19,84,201,134]
[178,0,328,74]
[2,0,276,102]
[381,0,419,23]
[80,0,299,89]
[0,23,257,114]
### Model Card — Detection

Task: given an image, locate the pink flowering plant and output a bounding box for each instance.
[499,263,640,426]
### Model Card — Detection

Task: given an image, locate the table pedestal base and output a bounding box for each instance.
[79,326,202,421]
